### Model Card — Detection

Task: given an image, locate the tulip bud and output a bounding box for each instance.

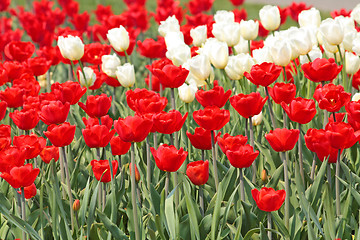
[178,82,197,103]
[187,54,212,82]
[233,36,249,54]
[57,35,84,61]
[353,33,360,56]
[261,169,268,183]
[116,63,135,88]
[101,54,121,78]
[129,163,140,182]
[239,20,259,41]
[214,10,235,23]
[79,67,96,88]
[107,26,130,52]
[190,25,207,47]
[73,199,80,212]
[270,39,292,66]
[252,111,263,126]
[259,5,280,31]
[345,52,360,74]
[225,53,254,80]
[298,8,321,28]
[203,39,228,69]
[252,46,273,64]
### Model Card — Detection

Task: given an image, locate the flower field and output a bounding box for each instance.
[1,0,360,239]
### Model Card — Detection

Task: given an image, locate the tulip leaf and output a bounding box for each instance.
[211,186,223,240]
[86,180,101,237]
[165,193,176,240]
[184,186,200,240]
[305,158,327,206]
[96,209,129,239]
[271,211,290,239]
[79,178,91,226]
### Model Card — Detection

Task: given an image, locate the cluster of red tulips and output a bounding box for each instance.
[1,0,360,239]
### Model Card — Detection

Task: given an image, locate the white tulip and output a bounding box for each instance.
[343,30,357,52]
[319,18,344,46]
[252,46,273,64]
[101,54,121,78]
[299,46,322,64]
[214,10,235,23]
[79,67,96,88]
[116,63,135,87]
[208,39,229,69]
[212,21,241,47]
[225,54,254,80]
[166,43,191,66]
[350,3,360,25]
[353,33,360,56]
[239,20,259,41]
[158,15,180,37]
[187,54,212,82]
[252,111,263,126]
[352,92,360,102]
[298,8,321,28]
[178,82,197,103]
[57,35,84,61]
[259,5,280,31]
[165,31,185,49]
[107,26,130,52]
[190,25,207,46]
[270,39,292,66]
[233,36,249,54]
[345,52,360,74]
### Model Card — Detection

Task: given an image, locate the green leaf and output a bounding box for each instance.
[96,209,129,239]
[86,180,101,237]
[184,187,201,239]
[165,193,176,240]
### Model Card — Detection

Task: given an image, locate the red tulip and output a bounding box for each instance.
[195,80,232,108]
[268,82,296,104]
[265,128,300,152]
[82,115,113,129]
[325,121,360,149]
[81,43,111,65]
[90,160,118,183]
[346,100,360,122]
[78,94,112,118]
[40,146,60,164]
[301,58,342,83]
[44,123,76,147]
[2,61,24,81]
[13,134,46,160]
[152,64,189,89]
[27,57,51,76]
[281,97,317,124]
[39,101,70,125]
[186,127,220,150]
[0,87,25,108]
[126,88,168,115]
[17,183,37,199]
[151,144,188,172]
[114,115,153,142]
[0,0,10,11]
[0,64,8,87]
[193,106,230,131]
[217,133,248,154]
[1,164,40,189]
[0,124,11,151]
[186,160,209,185]
[137,37,166,59]
[226,144,259,168]
[251,187,286,212]
[313,83,351,112]
[230,92,268,119]
[82,125,116,148]
[244,62,282,87]
[152,110,188,134]
[4,41,35,62]
[10,109,39,130]
[0,147,26,173]
[110,136,131,156]
[51,81,87,105]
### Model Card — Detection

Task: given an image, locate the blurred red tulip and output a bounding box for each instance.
[313,83,351,112]
[186,160,209,185]
[252,187,286,212]
[91,159,118,183]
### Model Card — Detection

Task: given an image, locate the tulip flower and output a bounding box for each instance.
[268,82,296,105]
[0,125,11,152]
[225,54,255,80]
[0,101,6,121]
[116,63,135,88]
[114,115,153,143]
[4,41,35,62]
[101,54,121,78]
[251,187,286,212]
[152,64,189,89]
[110,136,131,156]
[82,125,116,149]
[13,134,46,160]
[193,106,230,131]
[152,110,188,135]
[244,62,282,87]
[57,35,85,61]
[107,26,130,52]
[186,160,209,185]
[90,159,118,183]
[301,58,342,83]
[126,88,168,115]
[78,67,96,88]
[78,94,112,118]
[51,81,87,105]
[0,87,25,108]
[298,7,321,28]
[226,144,259,169]
[239,20,259,40]
[313,83,351,112]
[230,92,268,119]
[346,100,360,122]
[44,123,76,147]
[137,37,167,59]
[178,83,197,103]
[217,133,248,154]
[195,80,232,108]
[17,183,37,199]
[10,109,39,131]
[190,25,207,47]
[281,97,317,124]
[151,144,188,172]
[0,146,26,173]
[39,101,70,125]
[259,5,281,31]
[1,164,40,189]
[40,146,60,164]
[187,127,220,150]
[265,128,300,152]
[325,121,360,150]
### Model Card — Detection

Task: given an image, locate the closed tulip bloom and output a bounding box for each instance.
[212,21,241,47]
[110,136,131,156]
[4,41,35,62]
[40,101,70,125]
[10,109,39,130]
[178,82,197,103]
[325,121,360,149]
[82,125,116,148]
[116,63,135,88]
[91,160,118,183]
[301,58,342,83]
[209,39,229,69]
[217,133,248,154]
[40,146,60,164]
[190,25,207,46]
[57,35,85,61]
[195,80,232,108]
[114,115,153,142]
[269,39,292,66]
[268,82,296,104]
[101,54,121,78]
[346,100,360,122]
[225,54,255,80]
[313,83,351,112]
[51,81,87,105]
[251,187,286,212]
[186,160,209,185]
[137,37,166,59]
[226,144,259,168]
[244,62,282,87]
[265,128,300,152]
[13,134,46,160]
[152,64,189,89]
[0,146,26,173]
[158,15,181,37]
[1,164,40,189]
[304,128,339,163]
[345,52,360,74]
[0,87,24,108]
[166,43,191,66]
[107,26,130,52]
[259,5,281,31]
[152,110,188,135]
[126,88,168,114]
[281,97,317,124]
[239,20,259,40]
[230,92,268,119]
[187,127,220,150]
[193,106,230,131]
[319,18,344,46]
[44,123,76,147]
[252,111,263,126]
[151,144,188,172]
[298,7,321,28]
[78,67,96,88]
[187,54,212,83]
[78,94,112,118]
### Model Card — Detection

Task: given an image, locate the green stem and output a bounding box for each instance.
[281,151,289,229]
[165,171,170,197]
[130,143,140,240]
[211,130,219,191]
[199,186,204,217]
[298,123,305,185]
[249,117,256,183]
[70,61,80,83]
[21,187,26,240]
[146,137,151,191]
[310,154,316,181]
[265,86,277,128]
[335,149,341,216]
[239,168,245,202]
[268,212,272,240]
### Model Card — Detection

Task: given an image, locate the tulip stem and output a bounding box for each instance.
[146,136,151,191]
[281,151,289,229]
[70,61,80,83]
[283,109,287,129]
[118,155,123,189]
[21,187,26,240]
[165,171,170,198]
[102,183,106,211]
[306,54,312,62]
[265,87,277,128]
[186,103,191,164]
[130,142,140,240]
[327,164,332,187]
[310,154,316,181]
[244,116,248,139]
[247,40,251,55]
[201,150,205,162]
[148,59,153,91]
[298,123,305,185]
[211,130,219,191]
[249,117,256,182]
[61,146,75,232]
[199,186,204,217]
[282,66,287,82]
[335,149,341,216]
[267,212,272,240]
[239,168,245,202]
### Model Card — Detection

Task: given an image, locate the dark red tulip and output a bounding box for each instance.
[265,128,300,152]
[151,144,188,172]
[82,125,116,148]
[230,92,268,119]
[193,106,230,131]
[40,146,60,164]
[78,94,112,118]
[39,101,70,125]
[4,41,35,62]
[13,134,46,160]
[90,160,118,183]
[217,133,248,154]
[195,80,232,108]
[251,187,286,212]
[114,115,153,142]
[152,110,188,134]
[152,64,189,89]
[281,97,316,124]
[186,160,209,185]
[10,109,39,130]
[301,58,342,83]
[325,121,360,150]
[268,82,296,104]
[244,62,282,87]
[1,164,40,189]
[226,144,259,168]
[51,81,87,105]
[186,127,220,150]
[110,136,131,156]
[44,123,76,147]
[17,183,37,199]
[126,88,168,115]
[313,83,351,112]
